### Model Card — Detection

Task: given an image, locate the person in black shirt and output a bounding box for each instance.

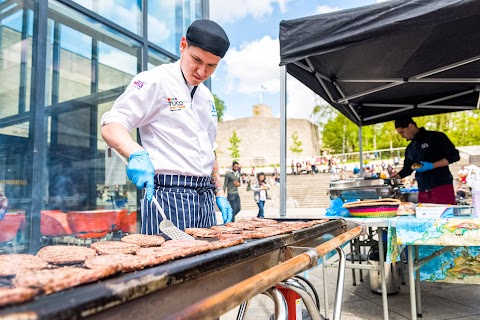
[391,117,459,204]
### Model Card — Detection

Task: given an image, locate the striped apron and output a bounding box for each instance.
[141,174,216,235]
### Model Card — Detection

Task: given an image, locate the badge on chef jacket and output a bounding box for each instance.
[209,100,217,117]
[168,97,186,111]
[131,80,146,90]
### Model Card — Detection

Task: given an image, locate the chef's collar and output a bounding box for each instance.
[180,68,198,99]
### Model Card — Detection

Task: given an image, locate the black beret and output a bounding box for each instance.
[186,19,230,58]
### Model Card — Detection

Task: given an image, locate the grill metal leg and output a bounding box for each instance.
[355,238,363,282]
[349,240,357,286]
[333,247,346,320]
[263,287,288,320]
[278,278,322,320]
[235,300,251,320]
[408,245,417,320]
[414,246,422,317]
[322,256,330,320]
[378,227,389,320]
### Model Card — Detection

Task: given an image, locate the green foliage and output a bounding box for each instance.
[213,94,226,122]
[290,131,303,156]
[228,130,241,160]
[313,105,480,153]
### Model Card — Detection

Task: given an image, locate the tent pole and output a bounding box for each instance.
[280,66,287,217]
[358,120,363,176]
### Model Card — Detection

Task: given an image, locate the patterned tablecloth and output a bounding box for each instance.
[387,217,480,284]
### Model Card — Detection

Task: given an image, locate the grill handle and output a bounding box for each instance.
[166,225,363,320]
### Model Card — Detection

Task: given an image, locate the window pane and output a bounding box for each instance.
[0,5,33,116]
[70,0,142,35]
[148,0,201,56]
[147,48,176,70]
[98,42,137,91]
[0,121,30,253]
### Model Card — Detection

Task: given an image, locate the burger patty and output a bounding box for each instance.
[136,247,189,264]
[210,225,243,233]
[137,240,212,263]
[121,234,166,247]
[185,228,219,238]
[0,287,39,307]
[0,254,49,277]
[208,238,244,250]
[217,233,251,240]
[305,219,329,227]
[13,266,117,294]
[161,239,211,249]
[84,254,157,272]
[37,245,97,265]
[91,241,139,255]
[224,222,257,230]
[252,217,278,224]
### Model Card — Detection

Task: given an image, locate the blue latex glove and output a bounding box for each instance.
[216,196,233,223]
[126,151,155,200]
[415,161,434,173]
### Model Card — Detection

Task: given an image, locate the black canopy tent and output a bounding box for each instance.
[276,0,480,215]
[279,0,480,126]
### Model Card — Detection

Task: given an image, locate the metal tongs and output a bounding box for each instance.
[109,148,194,240]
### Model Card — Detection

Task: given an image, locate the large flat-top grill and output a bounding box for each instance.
[0,218,361,320]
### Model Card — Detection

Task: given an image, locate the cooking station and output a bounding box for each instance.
[0,219,362,320]
[329,178,402,201]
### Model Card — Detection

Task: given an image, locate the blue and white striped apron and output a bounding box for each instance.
[141,174,216,235]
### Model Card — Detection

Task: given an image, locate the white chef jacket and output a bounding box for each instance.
[101,60,218,177]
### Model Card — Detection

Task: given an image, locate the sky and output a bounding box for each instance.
[209,0,390,121]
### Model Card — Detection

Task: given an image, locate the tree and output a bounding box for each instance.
[213,94,226,122]
[290,131,303,156]
[313,103,480,154]
[228,130,241,160]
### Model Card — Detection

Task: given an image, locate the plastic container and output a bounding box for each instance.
[472,178,480,217]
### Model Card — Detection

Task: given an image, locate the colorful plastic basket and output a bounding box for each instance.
[342,199,401,218]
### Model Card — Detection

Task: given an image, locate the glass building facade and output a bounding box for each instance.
[0,0,208,253]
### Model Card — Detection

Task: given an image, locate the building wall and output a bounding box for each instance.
[216,116,321,168]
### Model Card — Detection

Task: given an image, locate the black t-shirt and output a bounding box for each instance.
[397,128,460,191]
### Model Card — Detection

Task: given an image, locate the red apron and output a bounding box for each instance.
[418,184,456,205]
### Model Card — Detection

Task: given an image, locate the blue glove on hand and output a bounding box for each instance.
[126,151,155,201]
[415,161,434,173]
[216,196,233,223]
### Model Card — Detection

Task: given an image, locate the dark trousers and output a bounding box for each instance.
[227,194,241,221]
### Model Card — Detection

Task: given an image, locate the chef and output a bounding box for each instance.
[392,117,460,205]
[101,19,233,234]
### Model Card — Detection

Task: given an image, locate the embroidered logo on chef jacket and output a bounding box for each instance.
[168,97,186,111]
[421,143,429,149]
[209,100,217,117]
[132,80,146,90]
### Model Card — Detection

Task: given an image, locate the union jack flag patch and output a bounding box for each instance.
[132,80,146,90]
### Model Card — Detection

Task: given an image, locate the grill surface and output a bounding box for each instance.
[0,218,351,320]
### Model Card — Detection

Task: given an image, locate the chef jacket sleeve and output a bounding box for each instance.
[101,72,161,132]
[437,132,460,164]
[397,146,414,178]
